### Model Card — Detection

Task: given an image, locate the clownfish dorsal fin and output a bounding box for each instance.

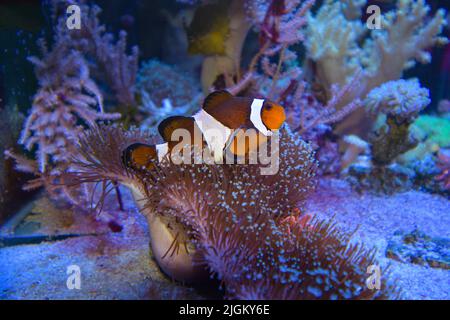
[203,90,234,113]
[158,116,194,142]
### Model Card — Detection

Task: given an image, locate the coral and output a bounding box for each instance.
[436,149,450,191]
[237,0,315,97]
[51,2,139,107]
[386,229,450,270]
[58,125,398,299]
[200,0,315,94]
[283,74,362,174]
[305,0,448,136]
[292,74,363,136]
[245,0,315,45]
[345,79,435,193]
[438,100,450,115]
[186,0,230,56]
[13,47,120,176]
[3,1,132,212]
[0,105,26,222]
[410,115,450,149]
[137,60,200,107]
[135,60,201,127]
[366,79,430,166]
[366,79,430,124]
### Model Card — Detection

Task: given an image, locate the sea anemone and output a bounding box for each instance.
[60,124,398,299]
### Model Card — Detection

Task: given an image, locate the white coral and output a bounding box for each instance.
[305,0,447,131]
[365,78,430,122]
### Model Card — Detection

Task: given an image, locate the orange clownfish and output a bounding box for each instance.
[122,90,286,169]
[122,142,168,171]
[122,116,204,171]
[193,90,286,159]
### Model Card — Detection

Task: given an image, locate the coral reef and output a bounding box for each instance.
[343,79,448,194]
[0,105,25,223]
[14,47,120,176]
[305,0,448,137]
[436,149,450,191]
[3,0,449,300]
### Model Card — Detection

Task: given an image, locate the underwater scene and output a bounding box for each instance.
[0,0,449,301]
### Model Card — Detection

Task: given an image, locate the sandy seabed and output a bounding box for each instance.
[0,179,449,300]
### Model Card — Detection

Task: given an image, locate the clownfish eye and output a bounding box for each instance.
[264,103,273,111]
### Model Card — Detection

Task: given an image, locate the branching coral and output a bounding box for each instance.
[59,125,398,299]
[50,1,139,107]
[305,0,448,136]
[279,74,363,174]
[9,47,120,178]
[4,1,134,209]
[237,0,315,97]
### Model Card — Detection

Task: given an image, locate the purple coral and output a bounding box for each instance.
[51,2,139,107]
[436,149,450,191]
[18,47,120,175]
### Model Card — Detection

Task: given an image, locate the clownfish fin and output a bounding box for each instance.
[203,90,233,113]
[158,116,194,142]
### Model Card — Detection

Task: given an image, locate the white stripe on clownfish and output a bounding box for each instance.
[193,109,233,162]
[250,99,273,137]
[156,142,169,162]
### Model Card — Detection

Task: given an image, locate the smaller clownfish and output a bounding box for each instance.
[122,142,168,171]
[122,116,203,171]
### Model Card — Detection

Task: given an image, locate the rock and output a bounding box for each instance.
[386,229,450,270]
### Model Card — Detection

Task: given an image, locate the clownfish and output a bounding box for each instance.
[194,90,286,160]
[122,117,203,171]
[122,90,286,170]
[122,142,169,171]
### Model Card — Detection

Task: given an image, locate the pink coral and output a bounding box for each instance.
[50,2,139,107]
[17,47,120,175]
